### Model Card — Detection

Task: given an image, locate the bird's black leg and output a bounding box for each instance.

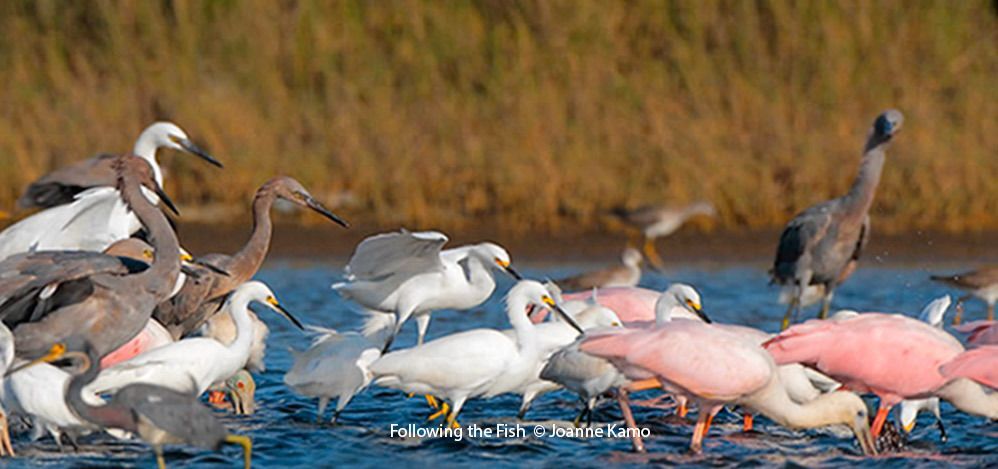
[937,417,948,443]
[586,405,594,428]
[781,290,799,331]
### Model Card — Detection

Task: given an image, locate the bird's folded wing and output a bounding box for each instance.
[345,230,448,281]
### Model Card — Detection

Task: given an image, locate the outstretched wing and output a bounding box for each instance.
[344,230,447,281]
[17,153,118,209]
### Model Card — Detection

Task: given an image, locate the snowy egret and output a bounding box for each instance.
[333,230,522,350]
[17,122,220,209]
[0,156,182,360]
[898,296,951,440]
[284,326,382,423]
[86,281,303,397]
[370,280,581,427]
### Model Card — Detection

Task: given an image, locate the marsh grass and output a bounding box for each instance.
[0,0,994,234]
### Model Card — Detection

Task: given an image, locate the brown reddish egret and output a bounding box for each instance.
[0,156,183,360]
[154,176,348,339]
[17,122,220,209]
[332,230,523,351]
[772,110,904,330]
[931,267,998,324]
[611,201,715,270]
[556,247,642,292]
[20,341,252,469]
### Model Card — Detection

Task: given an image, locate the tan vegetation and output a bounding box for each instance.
[0,0,995,235]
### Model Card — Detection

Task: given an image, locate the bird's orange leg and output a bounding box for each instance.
[643,238,667,271]
[0,411,13,457]
[626,378,662,392]
[952,300,965,326]
[690,411,710,453]
[742,413,753,432]
[703,410,716,435]
[677,396,688,418]
[870,405,892,437]
[617,388,646,453]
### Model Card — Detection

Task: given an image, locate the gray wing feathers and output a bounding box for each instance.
[344,230,447,281]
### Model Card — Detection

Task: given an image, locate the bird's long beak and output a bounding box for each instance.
[194,259,231,277]
[178,138,223,168]
[265,297,305,330]
[153,184,180,216]
[5,343,66,377]
[495,259,523,280]
[303,195,350,228]
[687,302,712,324]
[854,417,878,456]
[543,296,584,334]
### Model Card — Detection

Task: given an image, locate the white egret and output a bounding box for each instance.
[897,295,951,441]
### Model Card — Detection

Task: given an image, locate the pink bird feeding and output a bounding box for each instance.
[941,345,998,390]
[557,287,702,324]
[581,319,876,455]
[764,313,964,437]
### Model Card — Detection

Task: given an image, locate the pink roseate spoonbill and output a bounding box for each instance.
[334,230,523,351]
[539,286,707,324]
[556,247,642,291]
[931,267,998,324]
[610,201,715,270]
[0,156,183,360]
[155,176,348,339]
[954,320,998,346]
[17,122,221,209]
[15,341,252,469]
[940,345,998,390]
[772,110,903,329]
[763,312,998,438]
[580,320,875,454]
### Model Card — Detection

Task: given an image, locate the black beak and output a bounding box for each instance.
[154,185,180,216]
[504,265,523,281]
[303,195,350,228]
[551,302,584,334]
[179,138,223,168]
[180,264,201,278]
[194,259,231,277]
[270,302,305,330]
[694,307,713,324]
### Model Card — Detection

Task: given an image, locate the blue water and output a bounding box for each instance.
[6,261,998,467]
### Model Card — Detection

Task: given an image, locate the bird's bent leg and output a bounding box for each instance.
[781,293,799,331]
[427,402,451,423]
[617,388,645,453]
[415,314,431,346]
[0,411,13,457]
[702,406,719,436]
[446,399,465,429]
[642,238,666,271]
[743,412,754,432]
[425,395,439,410]
[677,395,688,418]
[625,378,662,393]
[870,404,892,438]
[936,416,948,442]
[155,446,167,469]
[818,287,835,320]
[690,411,710,453]
[224,434,253,469]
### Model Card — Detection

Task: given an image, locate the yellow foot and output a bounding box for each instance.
[427,402,450,422]
[224,434,253,469]
[425,395,439,410]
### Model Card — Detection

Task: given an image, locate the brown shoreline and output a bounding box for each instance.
[176,222,998,266]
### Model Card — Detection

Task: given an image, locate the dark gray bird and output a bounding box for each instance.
[772,109,904,330]
[17,122,220,210]
[154,176,349,340]
[610,201,715,270]
[16,340,251,469]
[0,156,183,360]
[931,267,998,324]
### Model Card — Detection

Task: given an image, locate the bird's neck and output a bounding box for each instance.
[842,138,888,217]
[125,182,180,300]
[67,353,138,432]
[654,300,675,325]
[507,298,539,351]
[131,140,164,187]
[230,190,276,285]
[934,378,998,419]
[226,296,256,356]
[743,375,850,429]
[463,255,496,292]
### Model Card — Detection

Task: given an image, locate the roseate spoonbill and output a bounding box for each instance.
[86,282,302,397]
[370,281,582,428]
[20,341,252,469]
[551,286,707,324]
[772,110,903,329]
[931,267,998,323]
[155,176,348,339]
[611,201,715,269]
[333,230,522,350]
[581,320,876,454]
[284,326,382,423]
[556,247,642,291]
[17,122,220,209]
[765,312,998,439]
[954,320,998,346]
[0,156,182,360]
[940,345,998,390]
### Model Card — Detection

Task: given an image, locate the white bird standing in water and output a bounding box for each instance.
[332,230,522,350]
[370,280,583,427]
[897,295,951,441]
[0,123,220,261]
[85,282,302,397]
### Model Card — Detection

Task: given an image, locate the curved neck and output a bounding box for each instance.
[745,375,851,429]
[67,351,137,431]
[132,139,163,187]
[935,378,998,419]
[229,191,276,284]
[655,298,676,325]
[226,295,256,355]
[842,135,889,216]
[124,181,180,300]
[507,296,537,349]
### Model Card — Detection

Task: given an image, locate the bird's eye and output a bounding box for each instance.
[237,382,245,389]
